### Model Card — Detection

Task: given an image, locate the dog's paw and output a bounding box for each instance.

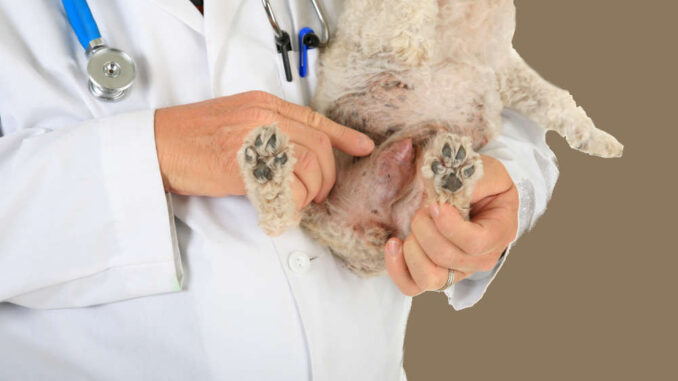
[242,126,292,185]
[238,125,299,236]
[572,128,624,159]
[422,134,483,219]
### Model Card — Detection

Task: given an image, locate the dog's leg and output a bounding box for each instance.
[497,50,623,158]
[238,125,299,236]
[422,133,483,219]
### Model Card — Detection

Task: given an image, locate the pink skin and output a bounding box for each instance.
[305,69,497,265]
[327,137,427,241]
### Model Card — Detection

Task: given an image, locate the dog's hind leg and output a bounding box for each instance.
[497,49,623,158]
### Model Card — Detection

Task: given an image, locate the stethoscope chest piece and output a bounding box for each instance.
[63,0,136,101]
[87,46,135,101]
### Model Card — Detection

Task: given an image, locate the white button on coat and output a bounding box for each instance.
[288,251,312,274]
[0,0,559,380]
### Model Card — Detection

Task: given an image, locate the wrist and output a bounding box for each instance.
[154,108,179,193]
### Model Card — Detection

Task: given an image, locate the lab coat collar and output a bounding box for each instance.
[144,0,204,35]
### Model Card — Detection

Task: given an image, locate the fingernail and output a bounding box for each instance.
[386,239,401,257]
[429,203,440,218]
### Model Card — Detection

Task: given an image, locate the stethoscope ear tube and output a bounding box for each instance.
[309,0,330,46]
[62,0,102,51]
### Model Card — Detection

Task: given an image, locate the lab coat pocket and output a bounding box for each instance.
[306,47,319,79]
[297,47,321,104]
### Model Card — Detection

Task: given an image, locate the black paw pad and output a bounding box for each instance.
[244,147,256,163]
[253,161,273,182]
[442,143,452,159]
[266,134,277,152]
[462,165,475,179]
[431,160,444,174]
[455,146,466,162]
[442,174,462,192]
[274,153,288,166]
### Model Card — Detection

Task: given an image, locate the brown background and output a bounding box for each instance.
[404,1,676,379]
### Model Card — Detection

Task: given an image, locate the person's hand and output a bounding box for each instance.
[384,155,519,296]
[154,91,375,209]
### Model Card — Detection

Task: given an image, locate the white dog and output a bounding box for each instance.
[238,0,623,275]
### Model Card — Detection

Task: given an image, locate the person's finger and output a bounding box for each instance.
[210,92,371,157]
[273,98,375,156]
[290,145,322,206]
[410,208,483,272]
[290,175,308,211]
[470,156,513,204]
[429,202,504,256]
[476,188,518,250]
[384,238,422,296]
[275,120,337,201]
[402,235,450,292]
[219,91,280,110]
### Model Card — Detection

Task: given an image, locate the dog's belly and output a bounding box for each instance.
[299,63,502,274]
[324,62,502,149]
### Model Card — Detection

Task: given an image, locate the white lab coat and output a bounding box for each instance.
[0,0,558,380]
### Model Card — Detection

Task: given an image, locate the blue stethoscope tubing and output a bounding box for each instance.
[62,0,136,101]
[63,0,324,99]
[62,0,102,50]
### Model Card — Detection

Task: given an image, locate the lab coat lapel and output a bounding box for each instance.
[143,0,204,35]
[203,0,246,97]
[204,0,284,98]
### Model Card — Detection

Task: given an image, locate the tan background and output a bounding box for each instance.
[404,1,676,379]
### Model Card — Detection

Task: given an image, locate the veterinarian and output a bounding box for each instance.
[0,1,558,379]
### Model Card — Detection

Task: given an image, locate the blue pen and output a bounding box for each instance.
[298,27,320,78]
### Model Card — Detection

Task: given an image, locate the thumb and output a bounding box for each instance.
[471,156,512,203]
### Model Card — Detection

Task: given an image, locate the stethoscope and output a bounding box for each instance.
[62,0,135,102]
[63,0,330,102]
[261,0,330,82]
